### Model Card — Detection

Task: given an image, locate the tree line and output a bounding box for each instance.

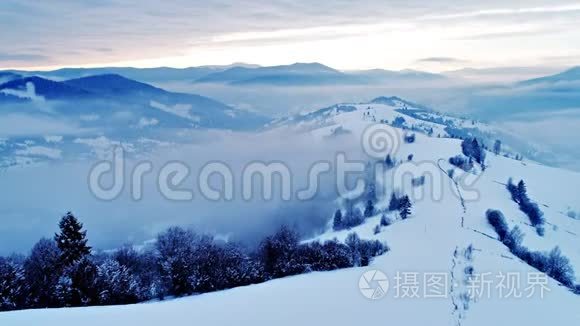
[486,209,578,294]
[0,212,388,312]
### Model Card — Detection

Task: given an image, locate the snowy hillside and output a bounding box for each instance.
[1,97,579,325]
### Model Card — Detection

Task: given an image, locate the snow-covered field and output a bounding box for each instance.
[1,101,579,325]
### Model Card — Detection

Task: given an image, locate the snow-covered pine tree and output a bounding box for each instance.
[345,232,362,266]
[380,214,391,226]
[399,195,412,219]
[494,140,502,155]
[333,209,343,230]
[0,256,26,311]
[54,212,91,266]
[388,193,399,211]
[385,154,395,168]
[517,180,527,202]
[364,199,375,218]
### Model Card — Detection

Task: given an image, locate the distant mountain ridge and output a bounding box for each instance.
[518,66,580,86]
[2,62,449,87]
[195,63,447,85]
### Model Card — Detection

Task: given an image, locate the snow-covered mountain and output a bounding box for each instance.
[1,94,579,325]
[0,74,268,166]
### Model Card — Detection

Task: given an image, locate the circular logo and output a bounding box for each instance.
[361,124,400,159]
[359,269,389,300]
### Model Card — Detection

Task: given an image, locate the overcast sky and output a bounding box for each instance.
[1,0,580,71]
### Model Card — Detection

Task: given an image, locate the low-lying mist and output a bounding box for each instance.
[0,128,365,255]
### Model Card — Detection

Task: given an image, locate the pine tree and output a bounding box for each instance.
[493,140,502,155]
[517,180,527,202]
[364,180,377,203]
[399,195,412,219]
[364,200,375,218]
[333,209,343,230]
[388,193,399,211]
[546,247,576,287]
[385,154,395,168]
[380,214,391,227]
[0,256,26,311]
[507,178,520,203]
[54,212,91,266]
[345,233,362,266]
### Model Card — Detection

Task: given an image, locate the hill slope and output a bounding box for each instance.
[1,99,578,325]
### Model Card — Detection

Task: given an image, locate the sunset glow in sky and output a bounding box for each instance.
[2,0,580,71]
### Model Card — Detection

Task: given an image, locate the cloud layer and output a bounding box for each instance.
[1,0,580,70]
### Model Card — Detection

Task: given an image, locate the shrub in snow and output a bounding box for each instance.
[342,206,365,229]
[503,226,524,253]
[95,259,140,305]
[461,137,486,167]
[545,247,576,287]
[258,225,301,278]
[296,240,353,272]
[449,155,473,172]
[380,214,391,227]
[486,209,510,243]
[486,209,577,292]
[223,243,266,286]
[392,116,406,127]
[404,133,416,143]
[412,176,425,187]
[447,169,455,178]
[345,233,388,267]
[61,257,99,307]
